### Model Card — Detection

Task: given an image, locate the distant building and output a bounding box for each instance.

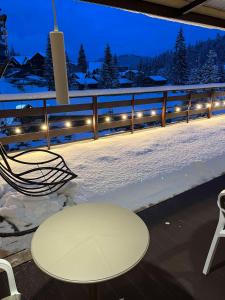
[75,77,98,89]
[124,70,140,81]
[118,78,133,88]
[4,52,45,77]
[27,52,45,76]
[143,75,167,86]
[10,56,29,67]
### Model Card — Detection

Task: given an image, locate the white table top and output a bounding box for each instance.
[31,202,150,284]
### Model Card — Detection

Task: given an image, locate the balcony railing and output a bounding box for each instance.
[1,83,225,150]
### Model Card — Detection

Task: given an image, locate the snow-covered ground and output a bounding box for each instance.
[1,115,225,254]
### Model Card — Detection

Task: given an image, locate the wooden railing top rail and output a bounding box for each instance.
[1,83,225,102]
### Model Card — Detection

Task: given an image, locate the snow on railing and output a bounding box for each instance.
[1,83,225,151]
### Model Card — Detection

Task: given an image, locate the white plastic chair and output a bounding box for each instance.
[0,259,21,300]
[203,190,225,275]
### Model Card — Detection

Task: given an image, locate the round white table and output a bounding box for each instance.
[31,202,150,300]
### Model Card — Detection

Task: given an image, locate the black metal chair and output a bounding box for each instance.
[0,144,77,197]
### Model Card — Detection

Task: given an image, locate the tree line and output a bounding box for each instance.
[146,28,225,85]
[44,36,120,91]
[12,29,225,90]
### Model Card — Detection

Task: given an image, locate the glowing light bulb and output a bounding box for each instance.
[41,124,48,131]
[175,107,181,112]
[151,110,156,116]
[223,100,225,106]
[137,112,143,118]
[86,118,92,125]
[196,104,202,110]
[214,101,220,107]
[65,121,72,128]
[122,114,127,120]
[14,127,21,134]
[206,103,211,108]
[105,116,111,122]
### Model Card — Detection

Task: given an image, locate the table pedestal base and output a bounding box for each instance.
[89,284,99,300]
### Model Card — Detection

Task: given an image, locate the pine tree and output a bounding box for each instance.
[112,54,119,88]
[66,52,73,89]
[200,50,220,84]
[77,44,88,73]
[44,35,55,91]
[218,63,225,83]
[188,56,201,84]
[99,45,115,89]
[172,28,188,85]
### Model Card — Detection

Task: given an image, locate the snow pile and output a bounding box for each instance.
[0,181,78,254]
[2,115,225,253]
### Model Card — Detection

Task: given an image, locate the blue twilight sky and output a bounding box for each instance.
[1,0,224,62]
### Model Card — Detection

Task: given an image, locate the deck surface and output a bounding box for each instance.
[1,175,225,300]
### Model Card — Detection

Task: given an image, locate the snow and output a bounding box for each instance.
[119,78,133,84]
[2,115,225,253]
[0,78,46,95]
[0,181,79,253]
[74,72,86,80]
[149,75,167,81]
[76,77,98,85]
[2,83,225,102]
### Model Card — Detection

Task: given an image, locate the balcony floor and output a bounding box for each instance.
[1,174,225,300]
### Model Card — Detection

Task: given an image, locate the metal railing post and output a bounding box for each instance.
[208,90,214,119]
[43,99,50,150]
[187,92,192,123]
[92,96,98,140]
[161,91,167,127]
[131,94,135,133]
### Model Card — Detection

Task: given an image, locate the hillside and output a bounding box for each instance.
[116,33,225,81]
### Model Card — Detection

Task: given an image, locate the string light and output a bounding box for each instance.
[86,118,92,125]
[196,104,202,110]
[105,116,111,122]
[121,114,128,120]
[223,100,225,106]
[14,127,21,134]
[41,124,48,131]
[214,101,220,107]
[137,112,143,118]
[206,103,211,108]
[151,110,156,116]
[175,107,181,112]
[65,121,72,128]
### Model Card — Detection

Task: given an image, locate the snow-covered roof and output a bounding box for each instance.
[76,77,98,85]
[74,72,87,80]
[4,69,21,78]
[126,70,139,74]
[88,61,102,72]
[119,78,133,84]
[25,75,45,81]
[93,74,101,81]
[31,52,45,58]
[149,75,167,81]
[16,104,27,109]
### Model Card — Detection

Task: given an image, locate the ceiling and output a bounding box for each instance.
[81,0,225,30]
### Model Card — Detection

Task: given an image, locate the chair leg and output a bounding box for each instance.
[203,212,225,275]
[0,259,20,296]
